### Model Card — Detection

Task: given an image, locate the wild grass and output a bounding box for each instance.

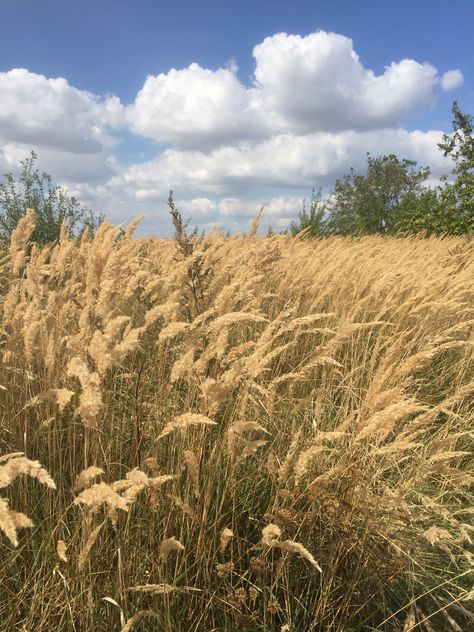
[0,211,472,631]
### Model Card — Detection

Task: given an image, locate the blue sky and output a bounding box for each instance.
[1,0,472,234]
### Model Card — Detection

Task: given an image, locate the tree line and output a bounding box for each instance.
[290,101,473,237]
[0,101,472,245]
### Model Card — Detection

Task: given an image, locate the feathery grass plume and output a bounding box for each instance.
[148,475,176,490]
[68,358,103,428]
[74,482,130,514]
[170,348,195,383]
[262,524,281,545]
[56,540,67,562]
[209,310,268,330]
[183,450,200,496]
[248,206,264,237]
[23,317,41,363]
[220,528,234,554]
[120,610,158,632]
[157,321,189,342]
[78,521,105,571]
[395,341,468,378]
[199,378,225,415]
[0,497,33,546]
[104,316,132,342]
[226,420,270,458]
[0,452,24,463]
[0,454,54,546]
[355,399,425,443]
[376,442,422,455]
[241,439,268,459]
[0,454,56,489]
[74,466,105,492]
[78,371,103,428]
[28,388,74,413]
[400,380,474,440]
[294,445,328,485]
[124,215,145,239]
[278,313,336,335]
[144,294,181,327]
[9,208,36,276]
[67,356,90,388]
[129,583,177,595]
[110,326,145,366]
[110,469,175,499]
[159,536,185,561]
[278,430,302,483]
[273,539,323,573]
[262,521,322,572]
[155,413,217,442]
[402,606,417,631]
[423,526,453,546]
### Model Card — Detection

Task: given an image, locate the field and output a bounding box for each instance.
[0,210,473,631]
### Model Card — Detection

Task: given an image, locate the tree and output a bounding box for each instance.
[390,188,441,234]
[327,153,430,235]
[0,151,104,245]
[290,188,328,237]
[436,101,474,234]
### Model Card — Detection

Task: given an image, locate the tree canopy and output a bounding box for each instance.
[327,154,430,235]
[0,152,104,245]
[290,102,473,238]
[436,101,474,234]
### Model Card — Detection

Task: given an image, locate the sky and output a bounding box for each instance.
[0,0,473,235]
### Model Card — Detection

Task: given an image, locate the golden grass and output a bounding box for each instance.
[0,211,472,630]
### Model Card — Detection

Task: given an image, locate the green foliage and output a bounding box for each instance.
[290,188,328,237]
[390,189,440,234]
[326,153,430,235]
[437,101,474,234]
[0,151,104,245]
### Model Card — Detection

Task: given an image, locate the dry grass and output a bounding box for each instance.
[0,211,472,631]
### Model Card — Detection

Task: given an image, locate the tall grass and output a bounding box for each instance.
[0,211,472,631]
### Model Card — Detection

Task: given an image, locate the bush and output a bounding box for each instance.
[0,151,104,245]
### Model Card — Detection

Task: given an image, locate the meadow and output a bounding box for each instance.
[0,210,473,631]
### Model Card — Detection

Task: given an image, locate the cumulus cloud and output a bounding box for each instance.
[441,69,464,91]
[127,31,441,149]
[109,128,447,203]
[0,30,460,233]
[170,195,304,232]
[128,62,266,149]
[0,68,124,181]
[252,32,438,133]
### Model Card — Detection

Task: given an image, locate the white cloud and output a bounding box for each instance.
[172,195,304,231]
[109,128,447,201]
[441,69,464,91]
[0,68,124,181]
[127,62,266,149]
[1,143,119,183]
[127,31,440,149]
[252,32,438,133]
[0,31,460,233]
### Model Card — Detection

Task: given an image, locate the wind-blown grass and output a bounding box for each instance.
[0,211,472,631]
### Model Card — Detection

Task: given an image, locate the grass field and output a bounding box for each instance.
[0,210,473,631]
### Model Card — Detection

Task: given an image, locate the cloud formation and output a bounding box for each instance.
[0,30,464,232]
[252,32,438,134]
[0,68,123,181]
[127,31,440,148]
[110,128,447,201]
[127,62,266,149]
[441,69,464,91]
